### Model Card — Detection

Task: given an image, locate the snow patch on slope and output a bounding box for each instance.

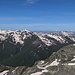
[71,38,75,42]
[62,63,75,66]
[35,32,66,46]
[35,33,52,46]
[61,31,75,42]
[37,59,59,70]
[31,59,59,75]
[47,34,65,43]
[0,70,9,75]
[61,31,69,36]
[49,59,59,66]
[12,32,24,44]
[73,44,75,46]
[31,70,48,75]
[0,35,6,41]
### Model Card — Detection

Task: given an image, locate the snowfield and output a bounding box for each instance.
[0,70,9,75]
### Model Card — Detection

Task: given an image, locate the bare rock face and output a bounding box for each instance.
[1,44,75,75]
[23,44,75,75]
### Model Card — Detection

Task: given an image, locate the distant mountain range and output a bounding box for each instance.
[0,30,75,75]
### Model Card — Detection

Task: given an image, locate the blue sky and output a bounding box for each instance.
[0,0,75,31]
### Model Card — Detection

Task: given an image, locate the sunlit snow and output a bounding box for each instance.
[37,59,59,70]
[0,70,9,75]
[31,70,48,75]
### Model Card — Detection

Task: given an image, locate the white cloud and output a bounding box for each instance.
[0,23,75,26]
[0,16,33,20]
[26,0,39,4]
[0,23,75,31]
[62,12,75,15]
[0,16,49,21]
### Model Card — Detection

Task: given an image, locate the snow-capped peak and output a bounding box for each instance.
[35,32,66,46]
[0,30,75,46]
[61,31,69,36]
[22,29,31,33]
[0,29,32,44]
